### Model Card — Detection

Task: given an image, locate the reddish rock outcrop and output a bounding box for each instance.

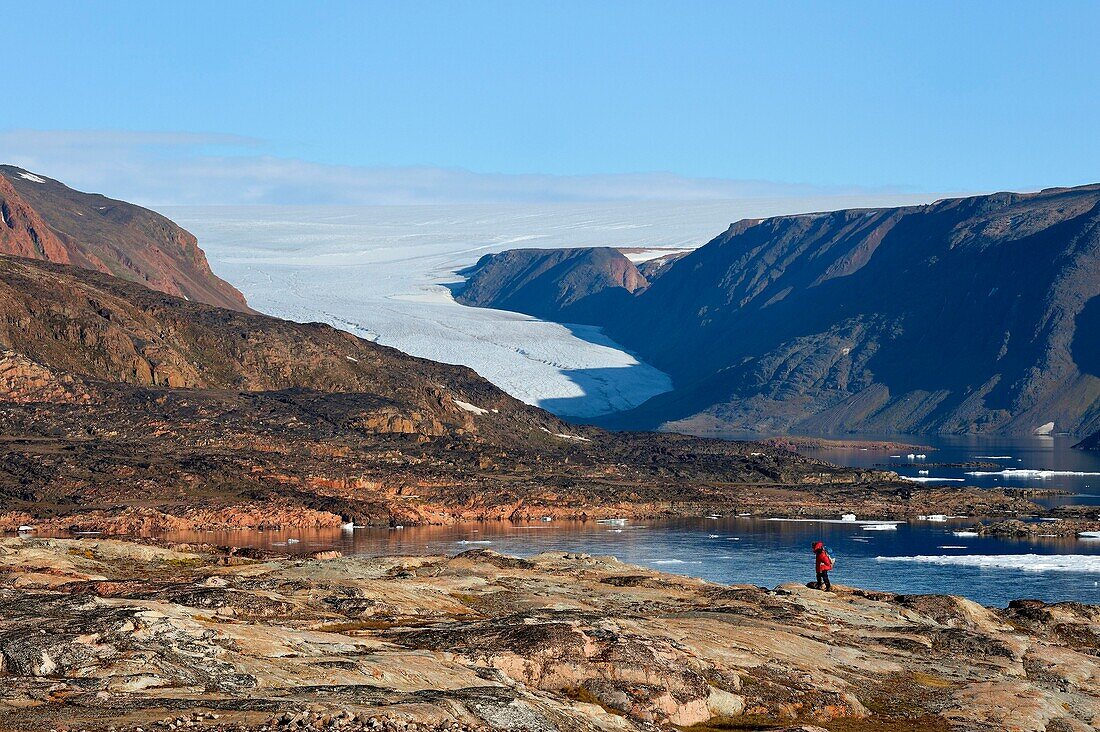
[0,165,249,311]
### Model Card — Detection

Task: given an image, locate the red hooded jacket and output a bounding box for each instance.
[813,542,833,571]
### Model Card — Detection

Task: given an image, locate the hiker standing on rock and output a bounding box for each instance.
[812,540,833,591]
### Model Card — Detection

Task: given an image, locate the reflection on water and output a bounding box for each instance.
[160,515,1100,608]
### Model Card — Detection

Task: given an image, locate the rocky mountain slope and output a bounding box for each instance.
[0,254,991,532]
[459,185,1100,436]
[1,538,1097,732]
[458,247,650,323]
[0,165,249,311]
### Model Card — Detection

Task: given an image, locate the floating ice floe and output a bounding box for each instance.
[964,469,1100,479]
[937,545,968,549]
[708,534,721,538]
[651,559,703,565]
[918,514,947,522]
[1079,531,1100,539]
[952,530,980,537]
[597,518,628,526]
[863,523,898,531]
[705,514,722,520]
[457,540,492,545]
[767,518,904,526]
[340,522,355,532]
[901,476,965,483]
[975,456,1013,460]
[454,399,489,416]
[877,554,1100,573]
[918,469,930,475]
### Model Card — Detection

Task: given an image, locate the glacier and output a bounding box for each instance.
[167,196,935,417]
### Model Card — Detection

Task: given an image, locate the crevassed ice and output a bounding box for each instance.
[166,197,937,418]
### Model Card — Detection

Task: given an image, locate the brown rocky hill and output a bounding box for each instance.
[459,184,1100,436]
[0,254,965,532]
[0,165,249,311]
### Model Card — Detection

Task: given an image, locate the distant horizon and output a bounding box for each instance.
[6,2,1099,205]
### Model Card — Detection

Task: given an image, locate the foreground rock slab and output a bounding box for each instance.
[0,539,1096,732]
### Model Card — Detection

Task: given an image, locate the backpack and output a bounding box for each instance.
[823,546,837,569]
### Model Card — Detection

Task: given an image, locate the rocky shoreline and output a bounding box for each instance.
[0,538,1097,732]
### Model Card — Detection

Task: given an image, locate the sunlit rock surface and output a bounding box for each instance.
[0,538,1096,731]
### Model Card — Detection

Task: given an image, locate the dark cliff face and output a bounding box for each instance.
[1075,431,1100,450]
[457,247,648,324]
[0,165,250,312]
[457,184,1100,436]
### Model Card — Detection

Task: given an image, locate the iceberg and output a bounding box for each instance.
[863,523,898,531]
[767,518,903,525]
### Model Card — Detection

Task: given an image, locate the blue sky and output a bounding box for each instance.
[4,1,1099,203]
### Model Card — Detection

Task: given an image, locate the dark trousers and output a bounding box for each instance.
[816,570,831,590]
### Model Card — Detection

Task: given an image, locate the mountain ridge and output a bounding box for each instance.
[457,183,1100,436]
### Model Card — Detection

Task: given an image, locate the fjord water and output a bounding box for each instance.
[157,434,1100,607]
[164,515,1100,608]
[791,433,1100,506]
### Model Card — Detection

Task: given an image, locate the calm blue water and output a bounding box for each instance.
[167,514,1100,608]
[155,435,1100,608]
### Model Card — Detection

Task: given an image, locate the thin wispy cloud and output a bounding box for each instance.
[0,129,916,207]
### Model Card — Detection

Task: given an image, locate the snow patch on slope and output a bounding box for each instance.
[453,399,488,416]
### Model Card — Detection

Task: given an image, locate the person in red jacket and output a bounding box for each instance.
[812,540,833,591]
